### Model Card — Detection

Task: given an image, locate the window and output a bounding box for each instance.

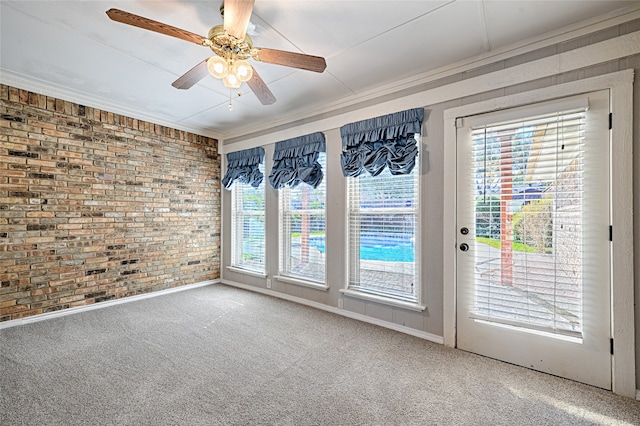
[279,152,326,283]
[224,146,265,275]
[231,163,265,274]
[346,148,420,302]
[468,105,590,335]
[339,108,424,306]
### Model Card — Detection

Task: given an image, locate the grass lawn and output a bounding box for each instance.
[475,237,543,253]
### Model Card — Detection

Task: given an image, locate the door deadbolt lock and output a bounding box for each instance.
[460,227,469,235]
[459,243,469,252]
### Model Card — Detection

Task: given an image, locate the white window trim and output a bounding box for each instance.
[278,168,327,284]
[226,266,267,279]
[229,167,266,274]
[340,288,427,312]
[274,275,329,291]
[344,148,422,307]
[443,69,635,398]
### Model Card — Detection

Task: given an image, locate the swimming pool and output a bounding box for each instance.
[310,234,414,262]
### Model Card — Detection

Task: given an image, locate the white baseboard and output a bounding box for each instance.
[221,279,444,345]
[0,279,220,330]
[3,278,445,345]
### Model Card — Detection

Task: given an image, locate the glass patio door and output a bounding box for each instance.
[455,90,612,389]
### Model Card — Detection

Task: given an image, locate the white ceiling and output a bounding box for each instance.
[1,1,638,140]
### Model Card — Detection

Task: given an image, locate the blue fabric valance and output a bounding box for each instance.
[340,108,424,177]
[268,132,326,189]
[222,146,265,189]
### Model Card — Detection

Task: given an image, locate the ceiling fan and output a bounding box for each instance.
[106,0,327,105]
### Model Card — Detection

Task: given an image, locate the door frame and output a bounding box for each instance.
[443,70,635,398]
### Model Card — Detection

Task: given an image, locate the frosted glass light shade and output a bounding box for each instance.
[232,60,253,82]
[222,73,242,89]
[207,56,229,79]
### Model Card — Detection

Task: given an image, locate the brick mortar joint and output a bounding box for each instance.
[1,84,218,146]
[1,83,221,323]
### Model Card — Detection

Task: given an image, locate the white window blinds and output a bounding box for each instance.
[279,153,326,282]
[231,164,265,273]
[469,108,587,337]
[346,152,419,302]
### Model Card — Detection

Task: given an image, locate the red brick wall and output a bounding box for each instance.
[0,85,220,321]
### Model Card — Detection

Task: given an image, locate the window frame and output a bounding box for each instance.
[229,164,266,275]
[466,103,590,338]
[340,137,425,311]
[276,152,327,289]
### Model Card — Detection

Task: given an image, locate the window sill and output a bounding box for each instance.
[339,289,426,312]
[226,266,267,279]
[274,275,329,291]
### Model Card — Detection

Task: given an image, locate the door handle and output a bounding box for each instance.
[459,243,469,252]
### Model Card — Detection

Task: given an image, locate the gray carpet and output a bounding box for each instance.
[1,284,639,425]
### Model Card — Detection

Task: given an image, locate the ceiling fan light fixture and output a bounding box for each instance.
[106,1,324,105]
[207,56,229,79]
[222,73,242,89]
[232,59,253,82]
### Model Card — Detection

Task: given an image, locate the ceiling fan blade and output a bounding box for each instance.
[253,48,327,73]
[246,69,276,105]
[106,9,207,46]
[172,59,210,90]
[223,0,255,40]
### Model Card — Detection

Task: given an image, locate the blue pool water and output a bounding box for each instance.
[310,234,414,262]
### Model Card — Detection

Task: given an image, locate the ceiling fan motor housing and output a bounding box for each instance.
[105,3,324,105]
[207,25,253,62]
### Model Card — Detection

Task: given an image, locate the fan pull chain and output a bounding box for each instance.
[228,89,242,111]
